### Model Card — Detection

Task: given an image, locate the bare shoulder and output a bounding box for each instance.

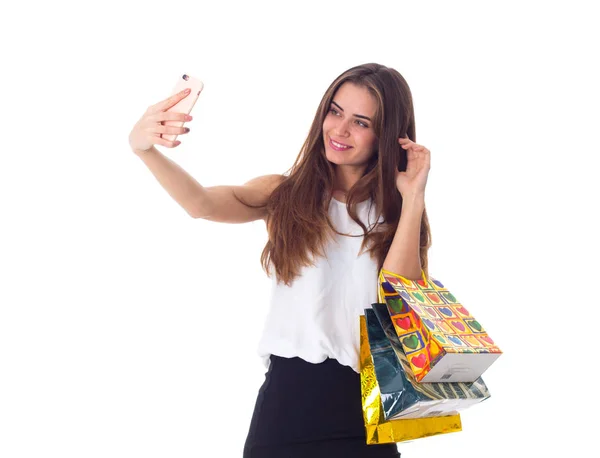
[241,174,285,204]
[245,174,285,222]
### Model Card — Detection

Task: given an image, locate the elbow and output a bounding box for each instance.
[188,209,208,219]
[188,199,214,219]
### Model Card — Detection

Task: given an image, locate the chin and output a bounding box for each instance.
[325,149,346,166]
[324,141,349,165]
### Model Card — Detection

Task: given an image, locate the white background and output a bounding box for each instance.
[1,0,599,456]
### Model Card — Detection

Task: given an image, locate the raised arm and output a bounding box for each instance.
[134,147,283,223]
[196,174,285,223]
[129,88,284,223]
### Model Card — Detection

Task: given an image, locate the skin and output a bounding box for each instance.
[322,81,432,280]
[130,84,429,280]
[323,82,379,200]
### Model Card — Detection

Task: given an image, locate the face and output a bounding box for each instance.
[322,82,378,172]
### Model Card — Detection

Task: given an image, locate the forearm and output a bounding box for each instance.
[133,146,212,218]
[382,194,425,280]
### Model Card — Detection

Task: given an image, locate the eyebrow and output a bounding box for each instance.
[331,101,372,121]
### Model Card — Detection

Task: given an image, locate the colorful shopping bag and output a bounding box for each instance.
[379,269,502,382]
[367,304,490,420]
[359,315,462,444]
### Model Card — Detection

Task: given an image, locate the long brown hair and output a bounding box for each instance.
[243,63,432,286]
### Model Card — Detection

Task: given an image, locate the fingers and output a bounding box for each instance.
[401,143,422,153]
[399,139,428,155]
[398,137,412,150]
[150,112,191,134]
[147,88,191,114]
[153,135,182,148]
[161,88,190,111]
[156,111,193,122]
[131,91,192,152]
[153,125,190,136]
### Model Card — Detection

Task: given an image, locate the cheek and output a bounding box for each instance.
[358,131,378,150]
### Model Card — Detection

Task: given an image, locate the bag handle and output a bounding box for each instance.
[378,268,428,303]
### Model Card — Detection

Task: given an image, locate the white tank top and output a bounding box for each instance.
[257,196,384,373]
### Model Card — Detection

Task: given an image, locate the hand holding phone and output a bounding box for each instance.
[161,74,204,141]
[128,74,204,154]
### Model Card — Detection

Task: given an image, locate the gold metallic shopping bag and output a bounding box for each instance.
[360,315,462,444]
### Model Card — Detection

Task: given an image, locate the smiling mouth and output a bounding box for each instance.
[329,137,352,151]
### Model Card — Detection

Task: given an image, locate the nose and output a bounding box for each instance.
[333,118,350,137]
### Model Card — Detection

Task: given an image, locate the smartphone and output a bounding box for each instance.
[162,73,204,141]
[397,146,408,173]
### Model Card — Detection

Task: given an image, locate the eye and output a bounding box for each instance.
[329,108,340,116]
[356,120,369,128]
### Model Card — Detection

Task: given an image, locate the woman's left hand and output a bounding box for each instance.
[395,137,431,199]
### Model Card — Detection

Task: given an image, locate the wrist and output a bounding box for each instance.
[133,146,158,157]
[401,192,425,207]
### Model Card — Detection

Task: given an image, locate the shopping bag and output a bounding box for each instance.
[379,269,502,382]
[359,314,462,445]
[367,304,490,420]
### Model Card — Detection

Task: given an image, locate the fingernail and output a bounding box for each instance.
[184,88,191,93]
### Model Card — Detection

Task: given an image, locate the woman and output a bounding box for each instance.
[129,63,432,457]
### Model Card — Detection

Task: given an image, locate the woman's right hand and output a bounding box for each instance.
[128,88,193,155]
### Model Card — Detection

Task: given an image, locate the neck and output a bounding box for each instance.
[332,164,366,193]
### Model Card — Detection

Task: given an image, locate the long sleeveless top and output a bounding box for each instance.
[257,197,384,374]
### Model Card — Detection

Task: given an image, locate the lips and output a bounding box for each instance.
[329,137,352,151]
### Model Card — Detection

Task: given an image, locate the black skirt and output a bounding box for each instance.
[243,355,401,458]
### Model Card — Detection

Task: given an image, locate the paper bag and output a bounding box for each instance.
[379,269,502,382]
